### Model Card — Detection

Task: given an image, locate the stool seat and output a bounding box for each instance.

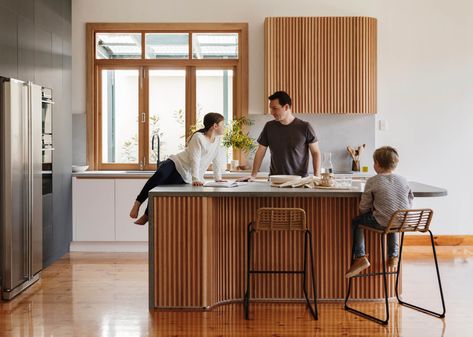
[360,209,434,234]
[254,207,307,231]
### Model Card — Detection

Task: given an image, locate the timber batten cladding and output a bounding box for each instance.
[264,17,377,114]
[151,196,399,309]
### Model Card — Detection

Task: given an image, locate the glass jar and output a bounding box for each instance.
[321,152,334,174]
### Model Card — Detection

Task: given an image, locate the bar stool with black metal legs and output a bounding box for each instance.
[243,208,318,320]
[344,209,446,325]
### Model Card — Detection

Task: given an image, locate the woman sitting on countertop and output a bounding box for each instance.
[130,112,227,225]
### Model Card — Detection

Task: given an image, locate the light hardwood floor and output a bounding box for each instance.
[1,246,472,337]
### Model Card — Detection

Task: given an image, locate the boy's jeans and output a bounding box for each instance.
[351,212,399,258]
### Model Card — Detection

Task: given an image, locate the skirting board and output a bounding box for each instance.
[69,236,472,252]
[70,241,148,252]
[404,235,473,246]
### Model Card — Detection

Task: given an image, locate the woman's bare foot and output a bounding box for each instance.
[130,201,141,219]
[134,214,148,225]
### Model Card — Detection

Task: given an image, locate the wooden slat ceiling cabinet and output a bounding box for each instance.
[264,17,377,114]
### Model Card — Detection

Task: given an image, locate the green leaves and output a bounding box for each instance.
[222,117,256,153]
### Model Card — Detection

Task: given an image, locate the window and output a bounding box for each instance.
[192,33,238,59]
[96,33,142,59]
[148,69,187,161]
[87,23,248,170]
[100,69,140,163]
[145,33,189,59]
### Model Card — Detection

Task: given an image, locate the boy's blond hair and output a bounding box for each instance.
[373,146,399,170]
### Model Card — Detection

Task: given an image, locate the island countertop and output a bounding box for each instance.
[148,181,447,198]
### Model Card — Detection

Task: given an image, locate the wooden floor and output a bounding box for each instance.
[1,246,472,337]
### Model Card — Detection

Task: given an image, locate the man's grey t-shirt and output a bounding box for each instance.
[257,118,318,177]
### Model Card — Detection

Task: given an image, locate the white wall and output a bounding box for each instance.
[375,0,473,234]
[72,0,473,234]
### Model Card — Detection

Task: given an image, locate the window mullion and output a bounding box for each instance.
[140,66,150,170]
[186,66,196,141]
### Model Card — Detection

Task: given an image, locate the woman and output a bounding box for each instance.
[130,112,226,225]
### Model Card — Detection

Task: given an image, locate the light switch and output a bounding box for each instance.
[378,120,388,131]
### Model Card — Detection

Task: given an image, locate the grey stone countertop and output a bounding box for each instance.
[72,170,373,179]
[148,181,447,198]
[72,170,269,179]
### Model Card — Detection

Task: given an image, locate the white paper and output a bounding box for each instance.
[203,181,239,188]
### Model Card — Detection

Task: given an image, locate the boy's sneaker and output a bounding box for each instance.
[387,256,399,269]
[345,256,370,278]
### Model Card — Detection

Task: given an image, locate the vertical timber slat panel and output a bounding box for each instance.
[153,195,398,308]
[264,17,377,114]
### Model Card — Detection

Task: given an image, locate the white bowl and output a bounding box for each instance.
[269,175,301,184]
[72,165,89,173]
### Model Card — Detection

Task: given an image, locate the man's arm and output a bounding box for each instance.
[250,145,267,179]
[309,142,321,176]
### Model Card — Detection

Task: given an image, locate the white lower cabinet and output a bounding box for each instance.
[73,178,115,241]
[72,177,148,251]
[115,179,148,241]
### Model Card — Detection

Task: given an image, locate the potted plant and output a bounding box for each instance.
[222,116,256,170]
[189,116,256,170]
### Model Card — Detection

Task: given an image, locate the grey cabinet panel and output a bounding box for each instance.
[51,33,62,90]
[62,0,71,41]
[0,0,34,20]
[35,0,65,36]
[35,27,52,88]
[18,15,36,82]
[42,193,53,264]
[0,7,18,78]
[0,0,73,267]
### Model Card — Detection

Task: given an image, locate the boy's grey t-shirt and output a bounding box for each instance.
[257,118,318,177]
[360,174,414,226]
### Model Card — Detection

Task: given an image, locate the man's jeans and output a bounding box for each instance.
[351,212,399,258]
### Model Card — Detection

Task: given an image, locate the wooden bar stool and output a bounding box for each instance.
[243,208,318,320]
[344,209,446,325]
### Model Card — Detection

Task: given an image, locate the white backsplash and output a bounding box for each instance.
[73,112,376,173]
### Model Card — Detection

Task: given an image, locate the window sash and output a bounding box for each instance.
[96,65,236,171]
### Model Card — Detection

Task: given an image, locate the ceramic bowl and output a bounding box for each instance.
[72,165,89,173]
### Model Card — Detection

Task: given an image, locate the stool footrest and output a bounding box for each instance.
[344,305,389,325]
[350,271,398,278]
[250,270,304,274]
[398,300,446,318]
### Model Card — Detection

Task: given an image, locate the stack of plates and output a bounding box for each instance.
[269,175,301,186]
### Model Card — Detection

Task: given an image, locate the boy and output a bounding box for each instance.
[345,146,414,278]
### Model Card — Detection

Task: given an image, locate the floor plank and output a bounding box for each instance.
[0,247,472,336]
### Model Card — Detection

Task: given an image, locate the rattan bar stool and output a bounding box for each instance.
[243,208,318,320]
[344,209,446,325]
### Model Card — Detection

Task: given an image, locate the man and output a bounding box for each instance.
[243,91,321,181]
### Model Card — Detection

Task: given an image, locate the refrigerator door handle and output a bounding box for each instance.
[22,82,29,279]
[26,82,33,279]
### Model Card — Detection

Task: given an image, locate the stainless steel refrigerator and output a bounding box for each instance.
[0,77,43,300]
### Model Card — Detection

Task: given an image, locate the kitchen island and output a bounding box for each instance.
[148,181,446,309]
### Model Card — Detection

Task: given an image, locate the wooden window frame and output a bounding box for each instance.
[86,23,248,170]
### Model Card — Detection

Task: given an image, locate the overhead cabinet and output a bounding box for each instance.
[264,17,377,114]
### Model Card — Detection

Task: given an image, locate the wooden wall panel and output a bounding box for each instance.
[153,196,400,309]
[265,17,377,114]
